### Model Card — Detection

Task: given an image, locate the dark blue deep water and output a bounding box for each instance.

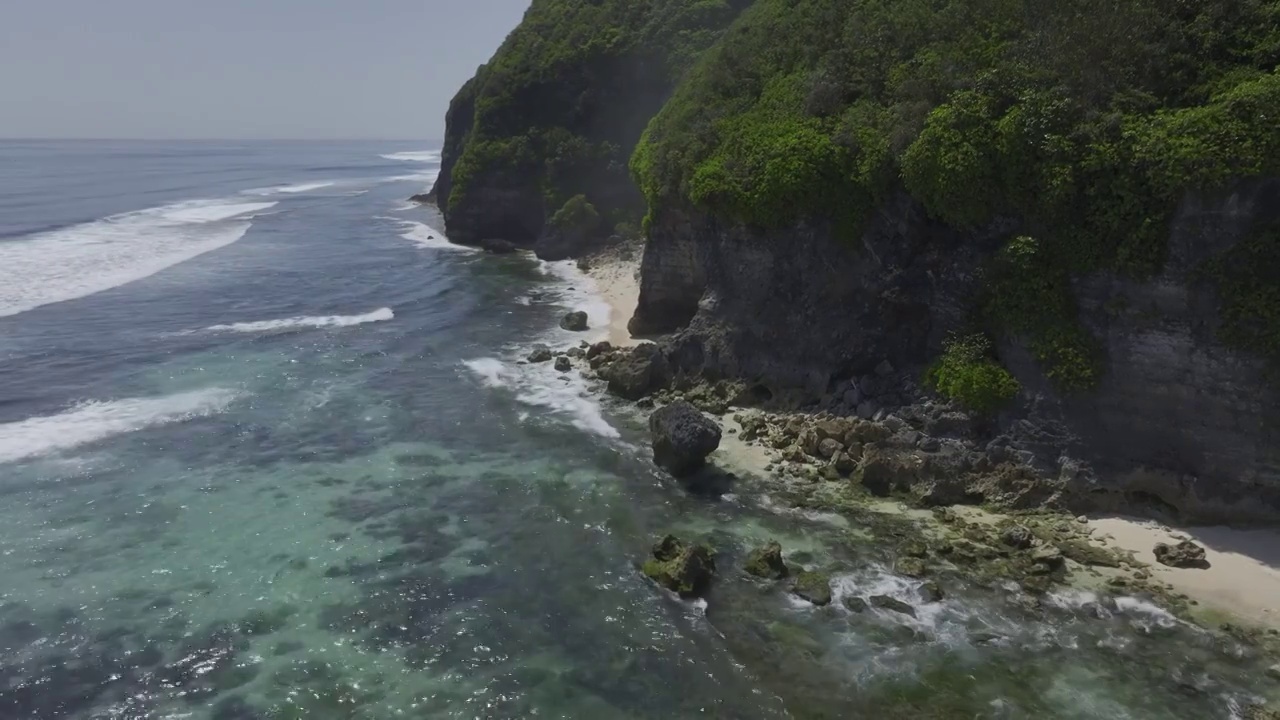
[0,140,1274,719]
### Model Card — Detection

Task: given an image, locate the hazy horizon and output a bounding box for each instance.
[0,0,530,141]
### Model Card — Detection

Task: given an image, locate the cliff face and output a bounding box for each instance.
[430,0,751,253]
[436,0,1280,524]
[635,181,1280,524]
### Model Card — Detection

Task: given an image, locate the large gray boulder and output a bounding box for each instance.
[649,401,722,476]
[600,343,670,400]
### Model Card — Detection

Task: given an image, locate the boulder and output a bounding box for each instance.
[567,346,585,359]
[744,541,789,580]
[919,581,945,603]
[817,438,844,459]
[897,557,928,578]
[642,535,715,598]
[791,571,833,606]
[600,343,670,400]
[649,401,722,476]
[1154,540,1209,569]
[586,341,613,359]
[870,595,917,617]
[1030,544,1065,570]
[832,451,858,475]
[843,596,869,613]
[554,356,572,372]
[527,345,553,363]
[560,311,589,331]
[1001,525,1035,550]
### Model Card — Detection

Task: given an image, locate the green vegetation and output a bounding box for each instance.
[549,194,602,234]
[444,0,750,235]
[926,334,1020,414]
[630,0,1280,379]
[1203,224,1280,375]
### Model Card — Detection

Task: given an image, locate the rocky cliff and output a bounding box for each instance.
[429,0,750,256]
[436,0,1280,524]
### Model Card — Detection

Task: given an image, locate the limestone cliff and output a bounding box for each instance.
[436,0,1280,524]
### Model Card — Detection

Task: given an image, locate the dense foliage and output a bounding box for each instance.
[445,0,750,232]
[632,0,1280,381]
[927,334,1021,414]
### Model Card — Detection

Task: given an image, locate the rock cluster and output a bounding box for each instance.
[1154,540,1209,569]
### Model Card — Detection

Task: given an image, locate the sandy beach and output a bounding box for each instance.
[582,242,641,348]
[583,246,1280,633]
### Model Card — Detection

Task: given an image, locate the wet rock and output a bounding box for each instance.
[600,343,670,400]
[896,557,928,578]
[817,438,843,459]
[566,346,586,359]
[1245,705,1280,720]
[1020,575,1054,595]
[1001,525,1035,550]
[1058,540,1123,568]
[1030,544,1065,570]
[477,238,517,254]
[641,535,715,598]
[1154,540,1209,569]
[791,571,833,606]
[968,631,1004,645]
[554,356,572,373]
[744,540,789,580]
[844,596,869,613]
[527,345,553,363]
[832,451,858,475]
[560,311,589,331]
[649,401,722,476]
[919,581,945,603]
[797,428,821,456]
[586,341,613,359]
[870,595,917,617]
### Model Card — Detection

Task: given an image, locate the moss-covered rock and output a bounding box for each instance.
[744,540,789,580]
[790,571,833,606]
[642,535,716,598]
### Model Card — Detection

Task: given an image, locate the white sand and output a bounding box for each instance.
[583,247,641,348]
[1087,516,1280,628]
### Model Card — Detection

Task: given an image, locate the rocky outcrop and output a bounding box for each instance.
[790,571,832,606]
[633,180,1280,525]
[648,401,721,476]
[598,343,671,400]
[559,311,589,332]
[1154,540,1209,569]
[744,541,789,580]
[641,534,716,598]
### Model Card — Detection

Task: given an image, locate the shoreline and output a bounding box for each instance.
[578,247,1280,635]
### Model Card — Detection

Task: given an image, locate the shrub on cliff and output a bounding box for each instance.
[926,334,1020,414]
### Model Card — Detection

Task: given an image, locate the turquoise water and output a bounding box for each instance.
[0,140,1273,719]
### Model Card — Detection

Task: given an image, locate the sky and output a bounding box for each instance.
[0,0,530,140]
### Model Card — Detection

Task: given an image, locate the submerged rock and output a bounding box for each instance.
[744,540,789,580]
[560,311,589,331]
[554,356,572,372]
[477,238,517,254]
[896,557,928,578]
[1154,540,1209,568]
[843,596,869,613]
[642,535,715,598]
[919,581,944,603]
[791,571,833,606]
[649,401,722,477]
[870,595,917,617]
[527,345,553,363]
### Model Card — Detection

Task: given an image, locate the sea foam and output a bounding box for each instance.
[0,198,275,318]
[205,308,395,334]
[243,181,336,196]
[396,219,476,253]
[0,388,241,464]
[381,151,441,163]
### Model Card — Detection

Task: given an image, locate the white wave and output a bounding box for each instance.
[243,181,336,196]
[206,308,394,334]
[381,151,441,162]
[384,170,441,185]
[535,259,613,343]
[0,389,240,464]
[395,219,476,253]
[463,356,618,438]
[0,198,276,318]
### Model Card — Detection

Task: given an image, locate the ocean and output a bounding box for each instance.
[0,139,1271,719]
